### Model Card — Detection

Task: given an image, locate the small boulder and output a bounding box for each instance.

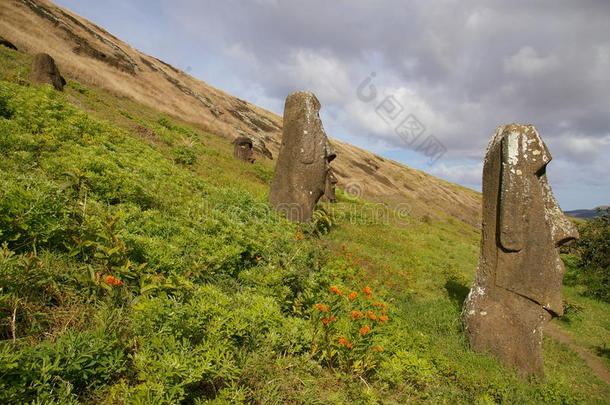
[30,53,65,91]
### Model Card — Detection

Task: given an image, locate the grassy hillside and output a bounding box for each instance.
[1,46,609,404]
[0,0,483,227]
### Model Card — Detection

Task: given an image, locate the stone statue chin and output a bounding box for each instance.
[269,91,336,222]
[463,124,578,377]
[321,168,338,203]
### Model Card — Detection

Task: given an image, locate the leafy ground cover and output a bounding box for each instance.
[0,46,608,404]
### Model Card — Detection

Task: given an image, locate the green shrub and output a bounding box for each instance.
[575,209,610,301]
[310,207,334,236]
[377,350,436,389]
[0,329,127,403]
[126,285,296,401]
[129,335,239,403]
[156,116,174,130]
[0,172,73,251]
[172,145,197,165]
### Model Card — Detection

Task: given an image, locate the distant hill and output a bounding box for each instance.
[565,206,609,219]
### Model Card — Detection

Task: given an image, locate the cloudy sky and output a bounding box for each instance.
[54,0,609,210]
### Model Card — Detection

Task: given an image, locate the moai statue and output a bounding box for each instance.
[233,136,256,163]
[463,124,578,377]
[269,91,336,222]
[30,53,65,91]
[320,168,338,203]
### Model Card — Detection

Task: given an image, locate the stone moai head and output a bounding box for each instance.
[269,91,335,222]
[233,136,256,163]
[30,53,65,91]
[463,124,578,377]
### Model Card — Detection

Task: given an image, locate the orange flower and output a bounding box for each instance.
[338,336,353,348]
[351,310,364,319]
[374,346,384,352]
[360,325,371,336]
[347,291,358,301]
[372,302,387,307]
[104,275,124,286]
[314,304,329,312]
[362,285,373,295]
[322,315,336,325]
[367,311,377,320]
[329,286,343,295]
[378,315,389,324]
[295,233,305,240]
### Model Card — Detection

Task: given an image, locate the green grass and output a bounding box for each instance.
[559,255,610,370]
[0,45,608,404]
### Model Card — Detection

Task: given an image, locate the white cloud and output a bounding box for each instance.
[277,49,352,102]
[156,0,610,207]
[225,43,260,67]
[430,162,483,188]
[552,134,610,161]
[504,46,559,76]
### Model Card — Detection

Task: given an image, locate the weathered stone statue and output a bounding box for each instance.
[30,53,65,91]
[269,91,336,222]
[320,169,338,202]
[463,124,578,377]
[232,136,256,163]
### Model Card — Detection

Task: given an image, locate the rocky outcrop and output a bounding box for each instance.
[139,55,223,118]
[18,0,139,74]
[462,124,578,377]
[0,36,18,50]
[269,91,336,222]
[229,100,281,133]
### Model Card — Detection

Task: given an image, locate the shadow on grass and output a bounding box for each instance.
[594,345,610,360]
[445,278,470,308]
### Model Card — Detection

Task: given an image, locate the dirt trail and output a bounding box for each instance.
[546,322,610,384]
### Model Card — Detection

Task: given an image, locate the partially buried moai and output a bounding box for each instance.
[462,124,578,377]
[269,91,336,222]
[232,136,256,163]
[30,53,66,91]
